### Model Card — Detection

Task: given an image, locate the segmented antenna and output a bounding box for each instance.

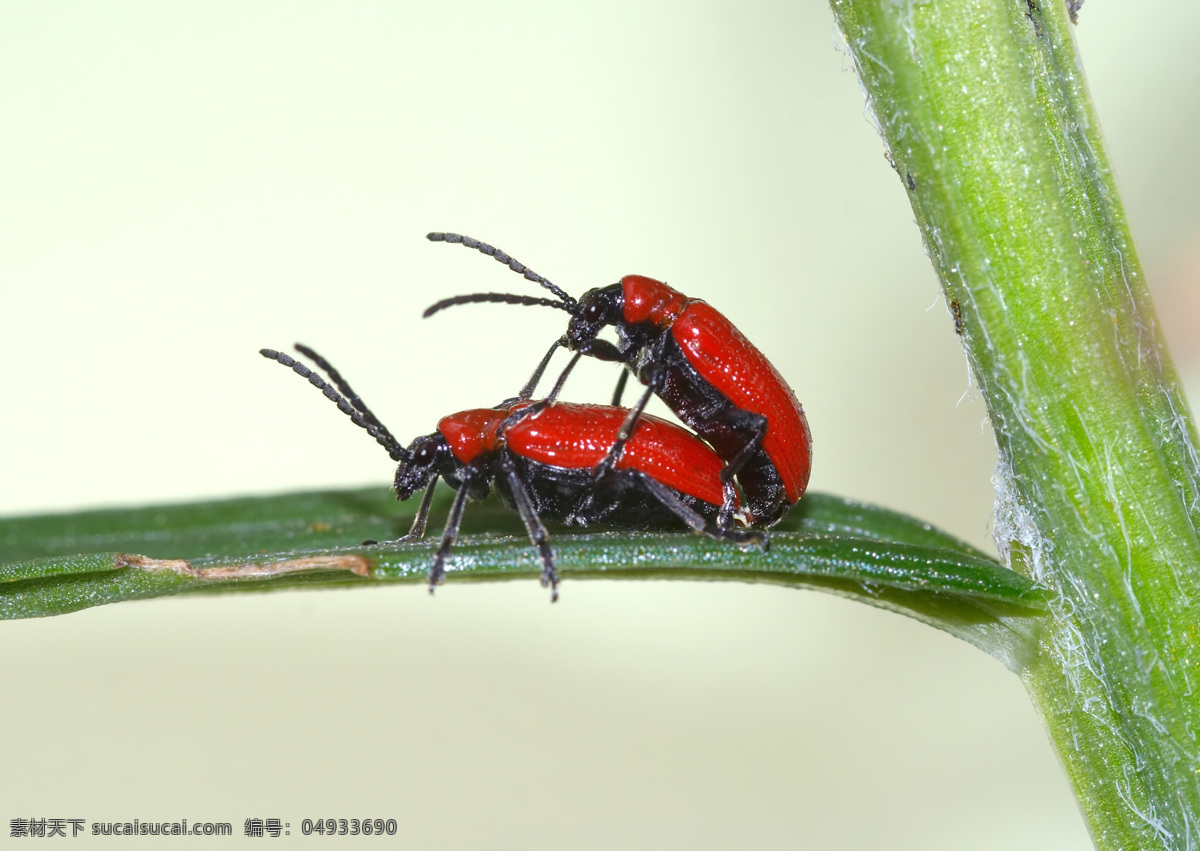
[292,343,400,449]
[260,348,406,462]
[423,292,573,319]
[426,231,577,309]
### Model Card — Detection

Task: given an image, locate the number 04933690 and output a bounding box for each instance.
[300,818,397,836]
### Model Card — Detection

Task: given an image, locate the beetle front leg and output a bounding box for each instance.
[403,477,440,540]
[494,353,586,441]
[514,336,567,402]
[499,453,559,601]
[427,481,472,594]
[610,368,630,406]
[590,365,667,481]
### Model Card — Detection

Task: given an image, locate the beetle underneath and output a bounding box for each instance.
[260,345,763,600]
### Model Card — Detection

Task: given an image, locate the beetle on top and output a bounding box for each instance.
[423,232,812,528]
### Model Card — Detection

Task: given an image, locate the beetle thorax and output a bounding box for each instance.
[620,276,690,329]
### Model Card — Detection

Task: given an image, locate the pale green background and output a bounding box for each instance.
[2,3,1198,848]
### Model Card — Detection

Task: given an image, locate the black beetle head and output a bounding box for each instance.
[566,283,624,349]
[393,433,452,500]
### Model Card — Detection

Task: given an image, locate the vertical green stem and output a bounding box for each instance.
[828,1,1200,848]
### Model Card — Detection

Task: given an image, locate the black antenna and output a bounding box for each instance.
[292,343,400,448]
[426,232,577,309]
[260,348,407,462]
[423,292,573,319]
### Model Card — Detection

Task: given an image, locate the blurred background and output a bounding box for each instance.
[2,2,1197,848]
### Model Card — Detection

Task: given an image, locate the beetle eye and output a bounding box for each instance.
[583,301,604,323]
[414,440,437,465]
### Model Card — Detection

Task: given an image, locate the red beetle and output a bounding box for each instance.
[423,232,812,527]
[260,346,760,600]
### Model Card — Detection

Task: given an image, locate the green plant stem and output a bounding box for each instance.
[828,1,1200,847]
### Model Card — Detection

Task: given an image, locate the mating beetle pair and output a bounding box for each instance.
[262,233,811,599]
[425,232,812,526]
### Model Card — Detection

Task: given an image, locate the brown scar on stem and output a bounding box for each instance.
[116,553,372,579]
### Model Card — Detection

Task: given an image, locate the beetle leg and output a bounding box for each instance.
[496,351,587,442]
[498,400,545,433]
[566,492,596,528]
[545,351,584,403]
[717,411,769,484]
[576,338,626,363]
[516,336,567,401]
[427,480,472,594]
[402,476,440,540]
[499,453,559,602]
[610,369,630,407]
[566,465,610,528]
[635,473,766,548]
[716,480,739,530]
[496,354,586,439]
[590,368,664,481]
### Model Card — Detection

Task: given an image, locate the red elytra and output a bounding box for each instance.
[439,401,732,508]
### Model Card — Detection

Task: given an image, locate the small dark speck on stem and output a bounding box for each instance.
[1025,1,1044,37]
[950,298,964,335]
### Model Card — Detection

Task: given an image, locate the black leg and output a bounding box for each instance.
[361,475,440,546]
[636,473,766,548]
[404,476,440,539]
[428,481,472,594]
[545,351,584,403]
[516,336,567,401]
[716,480,738,530]
[590,370,663,481]
[717,411,769,484]
[496,351,586,438]
[610,369,630,407]
[499,454,559,601]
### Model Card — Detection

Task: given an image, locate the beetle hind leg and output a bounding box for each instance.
[717,411,769,485]
[636,473,767,549]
